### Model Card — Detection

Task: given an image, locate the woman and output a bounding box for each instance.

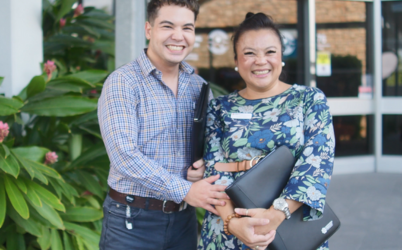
[198,13,335,250]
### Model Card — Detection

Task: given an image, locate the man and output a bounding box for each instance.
[98,0,229,249]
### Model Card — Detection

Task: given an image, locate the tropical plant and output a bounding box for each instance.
[0,0,113,249]
[0,63,109,249]
[42,0,115,73]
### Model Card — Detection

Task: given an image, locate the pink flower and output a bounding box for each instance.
[60,18,66,29]
[82,190,93,196]
[44,152,58,165]
[0,121,9,143]
[74,4,84,17]
[43,60,56,81]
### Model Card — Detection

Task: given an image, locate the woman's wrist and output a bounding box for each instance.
[224,213,241,235]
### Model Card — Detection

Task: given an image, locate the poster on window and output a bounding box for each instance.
[316,51,332,77]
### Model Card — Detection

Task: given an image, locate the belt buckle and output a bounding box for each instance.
[250,155,264,168]
[162,200,173,214]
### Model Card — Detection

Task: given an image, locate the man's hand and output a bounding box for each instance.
[228,216,276,249]
[183,175,229,215]
[187,159,205,182]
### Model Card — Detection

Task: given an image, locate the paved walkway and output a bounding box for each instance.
[326,173,402,250]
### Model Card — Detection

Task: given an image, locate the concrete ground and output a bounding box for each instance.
[326,173,402,250]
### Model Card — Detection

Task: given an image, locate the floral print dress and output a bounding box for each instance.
[197,84,335,250]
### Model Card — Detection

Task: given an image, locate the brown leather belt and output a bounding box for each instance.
[215,156,264,172]
[109,188,187,213]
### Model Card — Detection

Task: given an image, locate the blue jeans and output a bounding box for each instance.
[99,194,198,250]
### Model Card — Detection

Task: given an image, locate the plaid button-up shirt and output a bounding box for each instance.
[98,50,206,203]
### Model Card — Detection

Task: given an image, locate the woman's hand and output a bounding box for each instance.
[228,216,276,249]
[187,158,205,182]
[235,208,285,235]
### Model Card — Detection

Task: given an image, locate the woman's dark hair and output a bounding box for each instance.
[147,0,200,24]
[232,12,284,60]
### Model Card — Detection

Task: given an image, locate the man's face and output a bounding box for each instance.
[145,5,195,67]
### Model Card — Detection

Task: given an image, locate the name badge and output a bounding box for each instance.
[231,113,252,119]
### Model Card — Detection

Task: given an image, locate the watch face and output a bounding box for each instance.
[274,198,287,210]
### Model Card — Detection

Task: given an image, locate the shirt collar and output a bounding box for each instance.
[137,49,195,76]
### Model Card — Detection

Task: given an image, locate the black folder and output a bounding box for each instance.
[190,82,210,168]
[225,146,340,250]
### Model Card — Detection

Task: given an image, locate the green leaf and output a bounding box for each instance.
[60,206,103,222]
[37,227,51,250]
[73,235,85,250]
[12,177,27,194]
[6,231,20,250]
[0,96,24,116]
[29,200,64,230]
[47,76,95,93]
[3,174,29,219]
[27,76,46,98]
[64,222,100,246]
[0,150,20,178]
[233,138,248,147]
[254,106,272,113]
[6,203,42,237]
[0,76,4,87]
[51,229,64,250]
[289,136,298,145]
[82,195,100,209]
[28,181,65,212]
[2,144,10,159]
[68,144,107,169]
[75,170,103,198]
[57,0,77,20]
[267,140,275,149]
[21,96,98,117]
[0,180,6,227]
[68,70,108,84]
[26,159,62,179]
[24,184,42,208]
[63,231,74,250]
[12,146,50,162]
[15,156,49,184]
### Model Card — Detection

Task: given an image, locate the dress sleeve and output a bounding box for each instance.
[203,99,235,186]
[280,88,335,219]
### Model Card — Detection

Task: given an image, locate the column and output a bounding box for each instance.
[115,0,147,68]
[0,0,43,97]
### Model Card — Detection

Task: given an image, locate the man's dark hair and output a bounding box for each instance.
[232,12,284,60]
[147,0,200,24]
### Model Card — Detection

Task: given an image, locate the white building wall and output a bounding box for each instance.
[0,0,43,97]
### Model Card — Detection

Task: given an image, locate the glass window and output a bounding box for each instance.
[333,115,374,156]
[187,0,299,93]
[315,1,373,98]
[383,115,402,155]
[382,1,402,96]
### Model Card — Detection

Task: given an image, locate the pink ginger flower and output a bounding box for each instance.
[0,121,9,143]
[60,18,66,29]
[44,152,58,165]
[43,60,56,81]
[74,4,84,17]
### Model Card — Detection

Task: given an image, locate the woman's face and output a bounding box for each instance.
[235,29,283,92]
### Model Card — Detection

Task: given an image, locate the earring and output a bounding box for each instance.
[234,67,238,71]
[282,62,285,67]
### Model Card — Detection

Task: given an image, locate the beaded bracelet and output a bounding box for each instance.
[223,213,241,235]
